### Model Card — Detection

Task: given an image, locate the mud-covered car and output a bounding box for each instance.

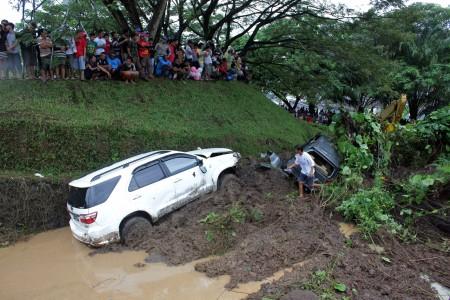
[261,135,340,183]
[67,148,240,246]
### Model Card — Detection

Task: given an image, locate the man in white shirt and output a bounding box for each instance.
[94,31,106,56]
[288,145,315,198]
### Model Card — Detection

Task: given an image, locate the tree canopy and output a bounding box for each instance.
[9,0,450,118]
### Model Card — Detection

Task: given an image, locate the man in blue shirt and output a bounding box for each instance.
[155,54,171,77]
[107,52,122,79]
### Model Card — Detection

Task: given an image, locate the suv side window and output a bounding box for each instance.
[163,156,198,176]
[129,163,165,192]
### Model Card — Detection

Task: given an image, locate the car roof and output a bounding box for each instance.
[69,150,186,188]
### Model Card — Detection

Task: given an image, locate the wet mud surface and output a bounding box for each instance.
[92,158,449,299]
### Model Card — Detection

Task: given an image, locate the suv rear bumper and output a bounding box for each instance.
[69,220,120,246]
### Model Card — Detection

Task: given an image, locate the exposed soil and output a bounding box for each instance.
[91,158,449,299]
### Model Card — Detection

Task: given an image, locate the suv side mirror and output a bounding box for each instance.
[198,159,207,173]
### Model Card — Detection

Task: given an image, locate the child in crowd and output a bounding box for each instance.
[137,33,152,80]
[172,49,189,80]
[85,55,110,80]
[52,37,67,79]
[104,33,111,55]
[203,45,212,80]
[74,30,87,80]
[37,29,53,82]
[107,51,121,79]
[189,65,202,81]
[65,33,77,79]
[97,52,110,72]
[155,54,171,77]
[121,56,138,83]
[86,32,96,58]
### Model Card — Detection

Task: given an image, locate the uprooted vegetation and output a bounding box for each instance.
[320,106,450,240]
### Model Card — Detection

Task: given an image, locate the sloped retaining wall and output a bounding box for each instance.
[0,177,69,245]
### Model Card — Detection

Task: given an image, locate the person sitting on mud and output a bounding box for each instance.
[288,145,315,198]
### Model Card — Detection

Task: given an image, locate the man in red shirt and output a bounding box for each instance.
[74,29,87,80]
[137,33,152,80]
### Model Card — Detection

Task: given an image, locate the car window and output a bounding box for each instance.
[129,164,165,192]
[164,156,198,175]
[86,176,121,207]
[68,176,121,208]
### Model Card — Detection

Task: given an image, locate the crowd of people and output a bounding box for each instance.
[295,107,334,125]
[280,103,334,125]
[0,20,249,83]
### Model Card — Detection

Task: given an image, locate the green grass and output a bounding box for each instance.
[0,80,321,176]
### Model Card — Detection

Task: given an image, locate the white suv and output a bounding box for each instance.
[67,148,240,246]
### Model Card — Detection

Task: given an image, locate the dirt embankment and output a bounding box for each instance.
[93,158,449,299]
[0,177,69,245]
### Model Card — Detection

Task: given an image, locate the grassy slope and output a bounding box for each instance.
[0,80,321,176]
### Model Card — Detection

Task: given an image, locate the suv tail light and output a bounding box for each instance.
[79,212,97,224]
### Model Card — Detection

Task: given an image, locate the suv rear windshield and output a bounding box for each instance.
[68,176,121,209]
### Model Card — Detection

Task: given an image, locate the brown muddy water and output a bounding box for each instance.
[0,227,297,300]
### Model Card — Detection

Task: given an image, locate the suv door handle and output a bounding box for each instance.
[174,178,182,183]
[132,195,142,200]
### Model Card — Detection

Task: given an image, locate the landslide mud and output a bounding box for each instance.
[92,158,449,299]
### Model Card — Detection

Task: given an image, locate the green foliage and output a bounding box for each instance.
[248,208,264,223]
[337,186,395,235]
[334,283,347,293]
[0,80,319,176]
[323,107,449,237]
[302,256,350,300]
[392,105,450,167]
[200,203,264,252]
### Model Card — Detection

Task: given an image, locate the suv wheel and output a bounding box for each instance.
[218,173,239,190]
[121,217,151,247]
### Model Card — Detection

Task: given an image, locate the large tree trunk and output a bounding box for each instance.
[101,0,130,32]
[148,0,168,39]
[119,0,143,31]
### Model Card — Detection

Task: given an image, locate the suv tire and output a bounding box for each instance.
[121,216,151,247]
[218,173,239,190]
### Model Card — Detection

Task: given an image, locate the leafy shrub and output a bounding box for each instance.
[337,185,395,235]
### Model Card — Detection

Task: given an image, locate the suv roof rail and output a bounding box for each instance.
[90,150,170,182]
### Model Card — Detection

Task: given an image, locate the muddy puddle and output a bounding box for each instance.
[0,227,300,300]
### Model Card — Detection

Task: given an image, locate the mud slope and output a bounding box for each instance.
[93,159,449,299]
